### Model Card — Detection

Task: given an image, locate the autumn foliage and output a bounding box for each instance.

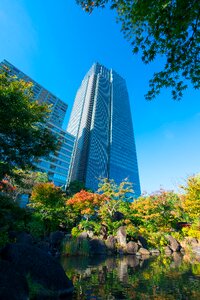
[130,190,182,232]
[67,190,106,216]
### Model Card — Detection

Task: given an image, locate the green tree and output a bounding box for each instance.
[0,71,58,179]
[98,178,133,218]
[182,174,200,222]
[29,182,67,234]
[77,0,200,100]
[97,178,133,233]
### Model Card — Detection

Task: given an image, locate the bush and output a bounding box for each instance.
[182,222,200,239]
[142,231,168,250]
[0,227,9,248]
[62,238,90,256]
[126,224,139,240]
[71,227,81,238]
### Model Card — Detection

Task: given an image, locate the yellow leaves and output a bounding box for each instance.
[181,175,200,221]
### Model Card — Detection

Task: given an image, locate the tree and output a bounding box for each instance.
[130,190,182,232]
[77,0,200,100]
[66,190,106,220]
[98,178,133,219]
[0,71,58,179]
[29,183,67,233]
[181,174,200,222]
[11,169,48,196]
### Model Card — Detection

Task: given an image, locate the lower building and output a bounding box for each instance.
[0,59,74,187]
[35,123,75,187]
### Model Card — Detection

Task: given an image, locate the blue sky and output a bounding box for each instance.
[0,0,200,193]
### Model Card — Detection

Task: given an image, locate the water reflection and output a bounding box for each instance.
[61,254,200,300]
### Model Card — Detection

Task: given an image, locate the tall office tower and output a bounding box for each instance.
[1,60,74,187]
[67,63,141,197]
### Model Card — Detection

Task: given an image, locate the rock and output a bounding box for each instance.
[164,246,173,255]
[126,256,140,268]
[116,226,127,247]
[100,225,108,239]
[192,246,200,257]
[105,236,117,252]
[1,243,73,296]
[89,238,107,255]
[36,241,50,253]
[180,248,185,254]
[150,249,160,255]
[113,211,124,221]
[166,235,181,252]
[118,247,126,255]
[172,252,182,266]
[87,231,94,238]
[16,232,34,245]
[137,236,148,249]
[0,259,29,300]
[77,231,88,240]
[136,252,141,257]
[138,248,150,255]
[126,241,139,254]
[50,231,65,247]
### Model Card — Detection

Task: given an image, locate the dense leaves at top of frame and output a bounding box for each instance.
[77,0,200,100]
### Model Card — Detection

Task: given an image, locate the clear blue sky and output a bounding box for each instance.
[0,0,200,193]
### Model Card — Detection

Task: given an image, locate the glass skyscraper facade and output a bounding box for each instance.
[67,63,141,197]
[1,59,74,187]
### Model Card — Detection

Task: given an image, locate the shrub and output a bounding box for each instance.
[62,238,90,256]
[126,224,139,239]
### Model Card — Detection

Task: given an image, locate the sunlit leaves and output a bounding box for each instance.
[77,0,200,100]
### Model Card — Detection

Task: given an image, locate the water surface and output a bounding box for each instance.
[61,254,200,300]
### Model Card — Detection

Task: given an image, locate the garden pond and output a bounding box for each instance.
[61,254,200,300]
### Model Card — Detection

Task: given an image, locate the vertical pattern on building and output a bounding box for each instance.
[85,73,111,190]
[109,71,141,196]
[67,63,141,197]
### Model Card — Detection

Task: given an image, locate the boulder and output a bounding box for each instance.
[100,225,108,239]
[0,259,29,300]
[166,235,181,252]
[16,232,34,245]
[1,243,73,296]
[50,231,65,247]
[137,236,148,249]
[183,237,199,246]
[126,256,140,268]
[36,241,51,254]
[164,246,173,255]
[77,231,88,240]
[126,241,139,254]
[89,238,107,255]
[87,231,94,238]
[138,248,150,256]
[105,236,117,252]
[116,226,127,247]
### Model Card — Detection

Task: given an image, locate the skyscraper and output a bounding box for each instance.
[67,63,141,197]
[1,60,75,187]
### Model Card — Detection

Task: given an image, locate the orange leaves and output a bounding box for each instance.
[0,179,16,193]
[66,190,106,216]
